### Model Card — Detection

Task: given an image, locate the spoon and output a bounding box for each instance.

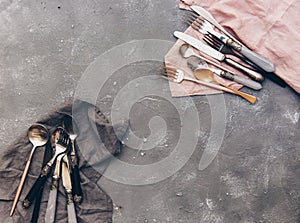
[186,55,257,104]
[179,44,262,90]
[10,123,49,216]
[194,68,256,104]
[63,114,82,204]
[23,127,70,209]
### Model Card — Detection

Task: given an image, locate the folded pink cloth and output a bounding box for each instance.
[167,0,300,94]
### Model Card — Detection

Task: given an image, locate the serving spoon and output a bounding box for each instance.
[10,123,49,216]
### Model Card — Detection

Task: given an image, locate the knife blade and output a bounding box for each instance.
[174,31,264,81]
[62,155,78,223]
[190,5,275,73]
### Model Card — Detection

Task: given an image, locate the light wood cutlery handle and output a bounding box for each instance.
[218,81,257,104]
[10,159,32,216]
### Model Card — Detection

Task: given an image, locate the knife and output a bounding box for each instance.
[62,155,78,223]
[44,153,65,223]
[190,5,275,73]
[174,31,264,81]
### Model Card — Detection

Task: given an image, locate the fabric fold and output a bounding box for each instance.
[178,0,300,94]
[0,99,128,223]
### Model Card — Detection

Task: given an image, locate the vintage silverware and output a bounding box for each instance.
[161,66,235,93]
[187,56,257,104]
[203,33,287,88]
[10,124,49,216]
[190,5,275,72]
[185,11,242,52]
[44,152,66,223]
[63,115,82,204]
[62,155,78,223]
[23,128,70,209]
[31,137,53,223]
[174,31,264,81]
[179,44,262,90]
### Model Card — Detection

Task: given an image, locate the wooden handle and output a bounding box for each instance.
[218,81,257,104]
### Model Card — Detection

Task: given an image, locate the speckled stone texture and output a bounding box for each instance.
[0,0,299,222]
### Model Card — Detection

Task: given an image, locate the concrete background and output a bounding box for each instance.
[0,0,299,222]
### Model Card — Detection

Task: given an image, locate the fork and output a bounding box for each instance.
[161,66,232,92]
[203,33,261,70]
[186,10,276,73]
[23,128,70,209]
[161,66,257,103]
[63,115,82,204]
[185,11,242,51]
[184,14,264,81]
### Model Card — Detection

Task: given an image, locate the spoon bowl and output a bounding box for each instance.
[194,68,257,104]
[10,123,49,216]
[28,124,49,147]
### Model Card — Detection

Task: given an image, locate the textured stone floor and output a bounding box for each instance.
[0,0,299,222]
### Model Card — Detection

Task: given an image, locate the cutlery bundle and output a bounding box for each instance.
[170,5,287,92]
[10,120,82,223]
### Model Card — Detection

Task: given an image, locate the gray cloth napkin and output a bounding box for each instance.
[0,99,128,223]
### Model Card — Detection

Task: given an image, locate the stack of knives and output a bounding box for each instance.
[174,5,286,88]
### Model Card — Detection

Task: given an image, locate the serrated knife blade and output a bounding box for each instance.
[174,31,225,61]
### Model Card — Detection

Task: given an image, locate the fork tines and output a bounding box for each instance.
[203,33,223,51]
[56,127,70,148]
[184,11,205,31]
[160,66,179,82]
[161,66,178,76]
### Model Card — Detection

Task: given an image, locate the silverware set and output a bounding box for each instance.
[10,116,82,223]
[161,5,286,102]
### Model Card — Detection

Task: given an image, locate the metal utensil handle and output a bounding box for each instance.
[23,174,48,208]
[71,163,82,204]
[67,202,78,223]
[240,46,275,72]
[221,71,262,90]
[225,58,264,81]
[217,81,257,104]
[44,188,58,223]
[30,186,44,223]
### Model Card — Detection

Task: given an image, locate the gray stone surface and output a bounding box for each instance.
[0,0,300,222]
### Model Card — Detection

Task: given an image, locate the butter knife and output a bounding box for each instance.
[44,153,65,223]
[190,5,275,73]
[174,31,264,81]
[62,155,78,223]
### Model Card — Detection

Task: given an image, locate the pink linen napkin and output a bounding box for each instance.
[176,0,300,94]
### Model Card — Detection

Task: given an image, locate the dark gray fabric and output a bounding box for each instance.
[0,99,127,223]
